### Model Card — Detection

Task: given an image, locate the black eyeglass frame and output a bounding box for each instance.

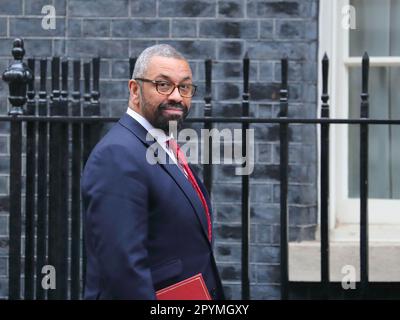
[135,78,197,98]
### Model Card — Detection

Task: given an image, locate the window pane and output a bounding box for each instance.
[348,67,400,199]
[349,0,400,56]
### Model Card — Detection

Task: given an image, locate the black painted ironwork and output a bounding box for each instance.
[24,57,36,300]
[360,52,370,298]
[129,57,136,80]
[203,59,213,196]
[320,53,330,299]
[279,58,289,300]
[70,60,82,300]
[48,56,64,300]
[2,39,104,300]
[241,53,251,300]
[35,58,48,300]
[2,38,32,300]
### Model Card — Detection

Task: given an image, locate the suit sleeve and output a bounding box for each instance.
[81,143,156,299]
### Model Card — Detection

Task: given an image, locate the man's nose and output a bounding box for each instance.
[168,86,183,103]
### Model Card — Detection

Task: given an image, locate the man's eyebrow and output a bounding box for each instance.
[180,76,192,82]
[154,74,192,82]
[154,74,170,80]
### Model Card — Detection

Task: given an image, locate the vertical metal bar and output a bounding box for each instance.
[9,118,22,300]
[3,38,33,300]
[320,53,330,299]
[70,60,82,300]
[82,58,101,162]
[241,53,250,300]
[82,62,92,165]
[78,58,101,298]
[129,57,136,102]
[279,58,289,300]
[83,58,102,297]
[91,57,100,115]
[360,52,370,297]
[129,57,136,80]
[48,56,61,300]
[58,59,69,299]
[24,58,36,300]
[81,61,91,297]
[203,59,213,195]
[36,58,48,300]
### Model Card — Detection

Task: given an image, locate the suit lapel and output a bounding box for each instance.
[119,114,211,245]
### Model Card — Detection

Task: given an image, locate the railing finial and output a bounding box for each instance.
[12,38,25,61]
[2,38,33,115]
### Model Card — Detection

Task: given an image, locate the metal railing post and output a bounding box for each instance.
[320,53,330,299]
[279,58,289,300]
[360,52,370,298]
[241,53,250,300]
[2,38,33,300]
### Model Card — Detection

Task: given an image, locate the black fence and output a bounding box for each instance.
[2,38,103,300]
[2,38,400,300]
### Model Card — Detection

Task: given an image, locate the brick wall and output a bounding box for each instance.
[0,0,319,299]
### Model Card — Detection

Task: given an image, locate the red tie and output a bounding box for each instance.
[167,139,212,242]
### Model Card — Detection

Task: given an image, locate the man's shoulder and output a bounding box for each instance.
[84,120,146,166]
[104,119,138,141]
[81,121,150,195]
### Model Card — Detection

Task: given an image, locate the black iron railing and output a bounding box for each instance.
[2,39,101,300]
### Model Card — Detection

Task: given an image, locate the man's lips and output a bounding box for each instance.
[161,107,185,115]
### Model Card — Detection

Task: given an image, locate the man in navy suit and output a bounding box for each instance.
[81,44,225,299]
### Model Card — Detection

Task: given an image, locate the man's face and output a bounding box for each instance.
[129,56,193,132]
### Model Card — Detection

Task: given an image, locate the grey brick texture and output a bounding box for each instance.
[0,0,319,300]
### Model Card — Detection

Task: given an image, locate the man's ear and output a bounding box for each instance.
[128,79,140,108]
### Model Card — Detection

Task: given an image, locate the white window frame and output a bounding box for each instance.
[318,0,400,228]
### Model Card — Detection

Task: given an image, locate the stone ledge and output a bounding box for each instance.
[289,240,400,282]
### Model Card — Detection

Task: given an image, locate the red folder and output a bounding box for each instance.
[156,273,212,300]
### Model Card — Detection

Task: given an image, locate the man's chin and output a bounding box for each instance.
[156,117,184,132]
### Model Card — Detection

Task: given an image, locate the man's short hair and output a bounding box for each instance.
[132,44,186,79]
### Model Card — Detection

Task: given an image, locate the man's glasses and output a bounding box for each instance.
[135,78,197,98]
